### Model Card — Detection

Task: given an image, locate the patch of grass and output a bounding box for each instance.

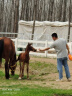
[2,58,57,77]
[30,61,57,76]
[0,71,4,77]
[0,85,72,96]
[1,59,57,81]
[0,59,72,96]
[54,94,72,96]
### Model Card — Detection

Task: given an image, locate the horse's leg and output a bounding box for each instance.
[19,61,21,76]
[21,62,25,78]
[27,63,29,79]
[9,60,11,69]
[5,60,9,79]
[18,62,25,79]
[0,58,2,68]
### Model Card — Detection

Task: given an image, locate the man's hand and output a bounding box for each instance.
[37,48,41,52]
[39,48,42,51]
[37,47,50,52]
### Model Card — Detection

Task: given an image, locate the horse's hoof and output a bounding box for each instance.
[9,78,11,80]
[27,78,29,80]
[6,78,9,79]
[18,77,22,80]
[6,76,9,79]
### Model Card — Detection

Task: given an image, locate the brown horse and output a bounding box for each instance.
[0,37,16,79]
[16,43,37,80]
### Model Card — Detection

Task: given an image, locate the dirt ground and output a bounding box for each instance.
[29,57,72,89]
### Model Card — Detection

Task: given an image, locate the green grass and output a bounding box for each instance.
[0,84,72,96]
[0,58,72,96]
[30,61,57,76]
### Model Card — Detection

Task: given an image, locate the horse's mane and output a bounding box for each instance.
[10,40,16,61]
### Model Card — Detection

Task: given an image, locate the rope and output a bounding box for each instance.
[10,64,17,68]
[10,64,17,72]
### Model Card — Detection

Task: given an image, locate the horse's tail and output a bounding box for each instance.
[0,39,4,58]
[16,54,21,62]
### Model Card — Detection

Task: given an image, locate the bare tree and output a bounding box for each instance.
[14,0,19,33]
[0,0,71,34]
[67,0,71,42]
[31,0,36,40]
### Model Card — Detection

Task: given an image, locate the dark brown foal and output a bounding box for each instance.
[17,43,37,79]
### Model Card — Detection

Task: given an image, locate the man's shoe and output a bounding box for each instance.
[67,78,71,82]
[56,79,63,82]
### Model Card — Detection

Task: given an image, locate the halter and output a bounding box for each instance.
[10,64,17,68]
[10,64,17,72]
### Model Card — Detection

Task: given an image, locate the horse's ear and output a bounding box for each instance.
[29,43,32,46]
[28,43,32,45]
[28,43,30,45]
[30,43,32,45]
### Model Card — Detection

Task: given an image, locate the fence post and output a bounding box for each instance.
[45,40,48,57]
[15,38,18,54]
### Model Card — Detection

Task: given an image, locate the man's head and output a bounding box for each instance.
[51,33,58,41]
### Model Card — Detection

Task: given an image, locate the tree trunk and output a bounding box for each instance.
[67,0,71,42]
[14,0,19,33]
[31,0,36,40]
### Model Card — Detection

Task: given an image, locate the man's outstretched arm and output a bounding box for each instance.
[39,47,50,51]
[38,42,55,52]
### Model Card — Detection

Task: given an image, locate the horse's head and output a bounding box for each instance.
[9,53,17,75]
[27,43,37,52]
[10,62,17,75]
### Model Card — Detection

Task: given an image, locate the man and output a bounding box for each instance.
[39,33,71,81]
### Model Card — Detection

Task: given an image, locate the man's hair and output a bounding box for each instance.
[51,33,58,38]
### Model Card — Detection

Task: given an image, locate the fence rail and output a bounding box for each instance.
[12,38,56,57]
[0,32,71,41]
[11,38,72,58]
[0,32,72,58]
